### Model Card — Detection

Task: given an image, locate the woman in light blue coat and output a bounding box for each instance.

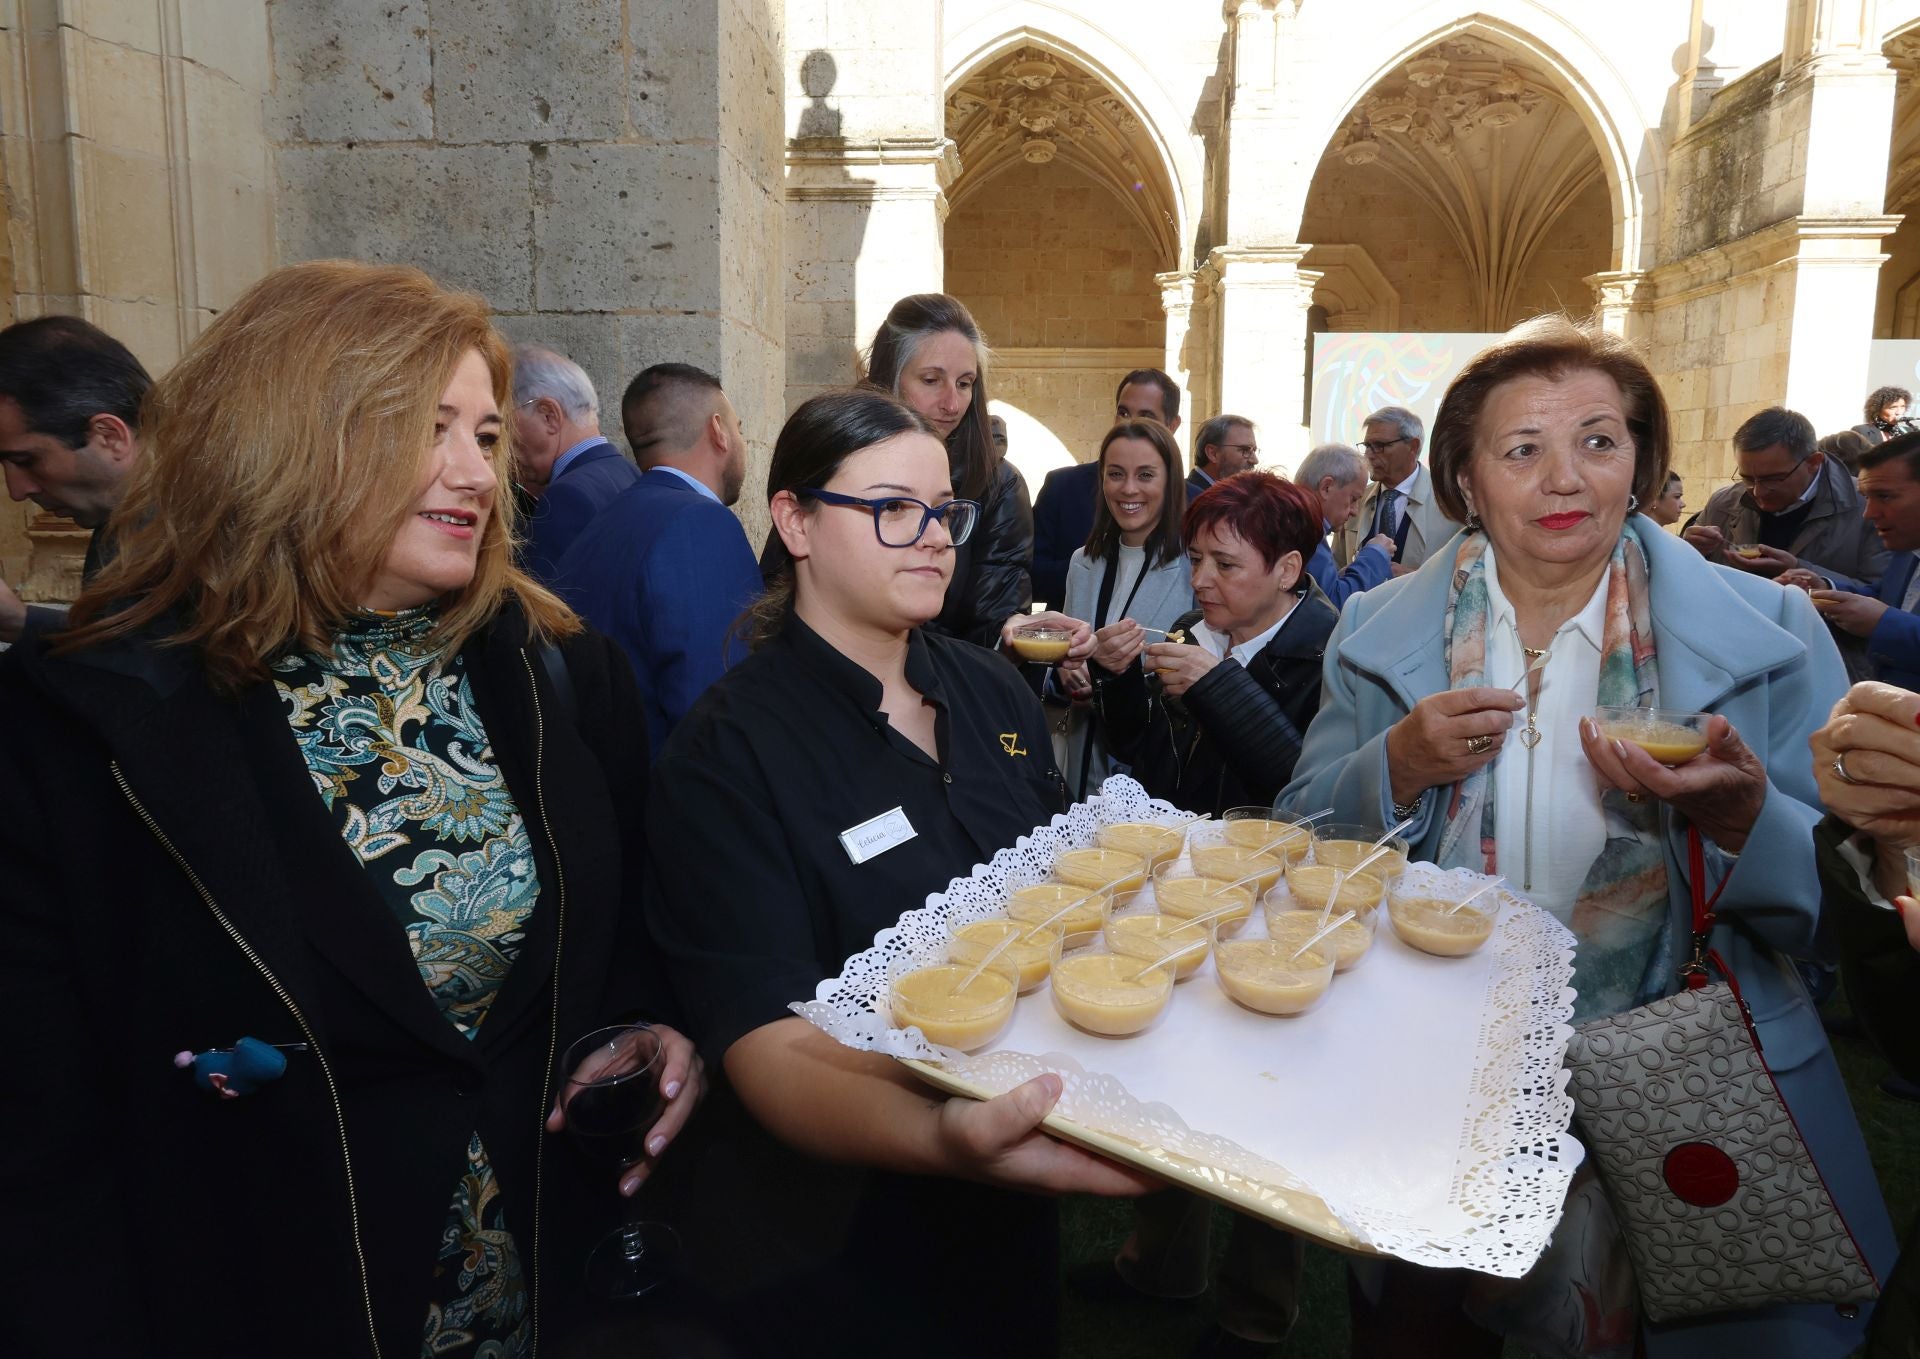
[1058,419,1194,798]
[1283,317,1894,1358]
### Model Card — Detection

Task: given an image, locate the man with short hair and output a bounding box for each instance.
[1030,368,1184,608]
[1685,406,1885,590]
[1333,404,1459,572]
[0,316,150,642]
[556,362,762,757]
[1781,430,1920,690]
[1188,415,1258,496]
[1296,443,1396,610]
[511,343,640,585]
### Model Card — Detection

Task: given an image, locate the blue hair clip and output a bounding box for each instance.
[173,1037,305,1099]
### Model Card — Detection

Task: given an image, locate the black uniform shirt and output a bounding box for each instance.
[645,613,1066,1062]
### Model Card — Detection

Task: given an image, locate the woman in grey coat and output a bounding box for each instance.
[1283,316,1895,1358]
[1057,419,1194,798]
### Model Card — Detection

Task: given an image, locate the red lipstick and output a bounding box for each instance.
[1537,511,1590,530]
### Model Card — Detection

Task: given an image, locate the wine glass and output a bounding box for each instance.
[560,1024,682,1301]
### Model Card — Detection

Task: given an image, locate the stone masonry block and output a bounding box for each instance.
[279,144,533,308]
[433,0,626,144]
[630,0,720,143]
[533,143,721,312]
[179,0,270,89]
[496,312,628,441]
[267,0,433,143]
[76,142,176,303]
[185,58,269,181]
[79,36,166,159]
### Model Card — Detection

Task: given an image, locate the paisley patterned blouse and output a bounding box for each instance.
[273,608,536,1358]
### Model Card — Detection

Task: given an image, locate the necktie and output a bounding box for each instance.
[1378,487,1402,538]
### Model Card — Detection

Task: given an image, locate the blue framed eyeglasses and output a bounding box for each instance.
[797,488,981,547]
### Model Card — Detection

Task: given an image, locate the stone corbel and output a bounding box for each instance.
[1585,269,1651,335]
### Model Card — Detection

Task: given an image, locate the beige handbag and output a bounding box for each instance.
[1563,830,1879,1322]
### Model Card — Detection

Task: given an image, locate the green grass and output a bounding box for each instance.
[1055,987,1920,1358]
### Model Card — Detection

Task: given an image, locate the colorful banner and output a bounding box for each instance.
[1310,332,1499,448]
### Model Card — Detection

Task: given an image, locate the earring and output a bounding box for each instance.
[1464,507,1482,531]
[1627,494,1640,514]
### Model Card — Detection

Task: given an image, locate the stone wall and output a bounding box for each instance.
[272,0,785,542]
[2,0,273,603]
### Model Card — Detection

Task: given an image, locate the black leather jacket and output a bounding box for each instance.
[932,460,1033,648]
[1098,584,1337,814]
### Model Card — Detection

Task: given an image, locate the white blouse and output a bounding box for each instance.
[1480,544,1610,916]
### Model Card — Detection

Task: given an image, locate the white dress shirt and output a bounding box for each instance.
[1481,542,1611,913]
[1192,594,1300,668]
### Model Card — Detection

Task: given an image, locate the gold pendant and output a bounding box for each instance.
[1520,722,1541,750]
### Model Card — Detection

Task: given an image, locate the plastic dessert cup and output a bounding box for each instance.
[1096,821,1187,869]
[1221,806,1313,859]
[1052,847,1150,908]
[1594,706,1711,766]
[1214,941,1335,1016]
[1048,938,1175,1035]
[1730,544,1764,560]
[1151,862,1255,935]
[889,960,1019,1050]
[948,917,1057,992]
[1387,888,1497,957]
[1282,863,1385,918]
[1009,624,1073,663]
[1309,825,1410,882]
[1105,912,1212,980]
[1187,824,1288,893]
[1263,905,1374,972]
[1006,882,1109,947]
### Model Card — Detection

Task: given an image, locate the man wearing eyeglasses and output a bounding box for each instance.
[1187,414,1259,497]
[1685,407,1886,586]
[1333,405,1459,573]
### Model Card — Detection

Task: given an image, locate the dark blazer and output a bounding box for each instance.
[1097,585,1338,814]
[522,439,643,586]
[0,605,664,1357]
[19,526,109,639]
[1030,460,1099,608]
[1306,531,1391,612]
[557,468,762,759]
[1816,816,1920,1086]
[1834,550,1920,690]
[1185,466,1215,500]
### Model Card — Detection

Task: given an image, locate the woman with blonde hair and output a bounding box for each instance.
[0,260,703,1357]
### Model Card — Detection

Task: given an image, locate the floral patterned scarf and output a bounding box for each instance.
[1435,524,1670,1021]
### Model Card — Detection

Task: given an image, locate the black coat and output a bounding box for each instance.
[1097,585,1338,815]
[932,459,1034,647]
[0,605,664,1358]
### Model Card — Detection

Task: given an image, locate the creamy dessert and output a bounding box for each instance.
[1152,871,1255,933]
[1053,847,1149,907]
[1263,908,1374,972]
[948,918,1056,991]
[1389,895,1496,957]
[1597,717,1708,766]
[1222,815,1310,857]
[1213,942,1334,1015]
[1282,863,1385,917]
[1049,950,1174,1034]
[1006,882,1108,946]
[1096,821,1186,868]
[1009,626,1072,662]
[1311,837,1409,881]
[1188,844,1287,895]
[889,963,1018,1049]
[1105,912,1212,980]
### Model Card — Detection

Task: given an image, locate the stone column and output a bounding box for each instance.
[1586,270,1651,338]
[1775,0,1898,431]
[1207,246,1322,473]
[1156,270,1198,460]
[783,1,951,414]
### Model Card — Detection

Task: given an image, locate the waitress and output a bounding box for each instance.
[645,387,1151,1355]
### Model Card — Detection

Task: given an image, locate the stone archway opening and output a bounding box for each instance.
[1301,35,1614,335]
[942,44,1180,488]
[1876,27,1920,339]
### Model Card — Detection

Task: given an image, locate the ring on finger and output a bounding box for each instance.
[1833,753,1863,786]
[1465,733,1496,756]
[1624,791,1645,804]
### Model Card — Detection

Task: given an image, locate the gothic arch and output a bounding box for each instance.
[945,7,1202,264]
[1293,4,1657,275]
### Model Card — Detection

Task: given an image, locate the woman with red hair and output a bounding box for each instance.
[1097,470,1337,815]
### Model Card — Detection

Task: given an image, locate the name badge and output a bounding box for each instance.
[840,806,917,865]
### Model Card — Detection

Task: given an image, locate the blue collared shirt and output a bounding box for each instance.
[648,463,722,505]
[549,435,606,484]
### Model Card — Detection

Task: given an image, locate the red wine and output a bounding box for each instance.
[566,1080,666,1170]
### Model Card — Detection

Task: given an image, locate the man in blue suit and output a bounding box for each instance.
[555,363,761,757]
[1030,368,1183,607]
[1295,442,1396,611]
[511,344,641,586]
[1788,430,1920,690]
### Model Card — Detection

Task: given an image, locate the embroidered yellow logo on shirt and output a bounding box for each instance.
[998,732,1027,757]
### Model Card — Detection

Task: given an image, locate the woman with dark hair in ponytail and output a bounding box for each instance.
[862,293,1044,648]
[646,387,1152,1354]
